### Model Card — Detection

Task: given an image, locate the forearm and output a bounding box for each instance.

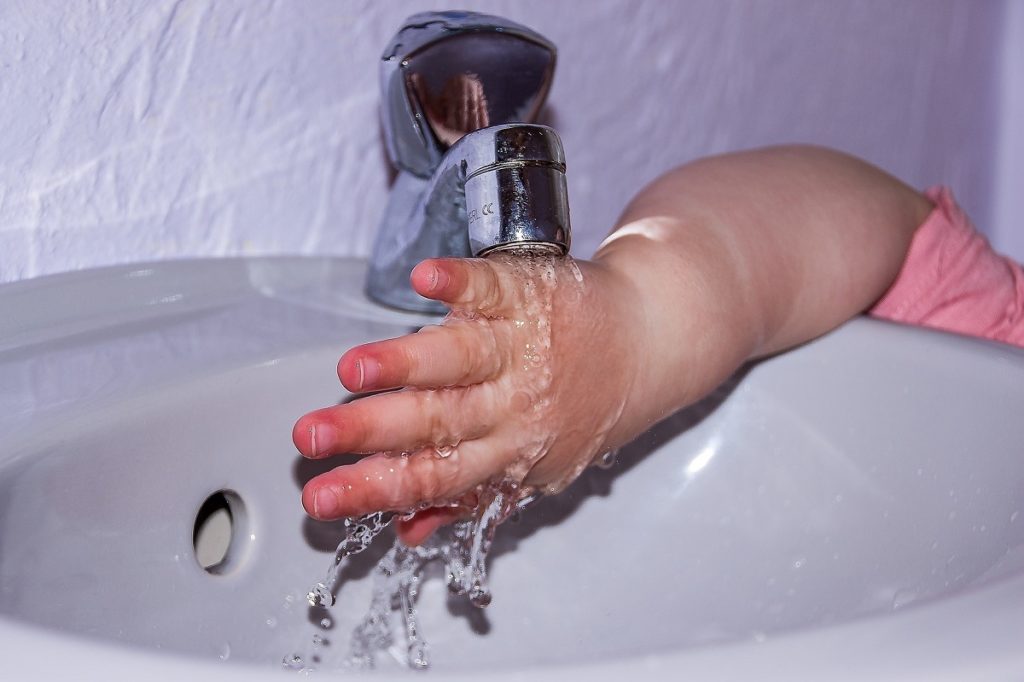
[594,145,933,439]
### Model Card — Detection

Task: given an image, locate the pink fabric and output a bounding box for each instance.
[869,187,1024,348]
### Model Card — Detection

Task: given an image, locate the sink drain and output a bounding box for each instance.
[193,490,250,574]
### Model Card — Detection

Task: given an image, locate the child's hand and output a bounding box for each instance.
[293,254,646,544]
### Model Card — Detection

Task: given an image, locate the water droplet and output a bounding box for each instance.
[282,654,304,670]
[792,557,805,569]
[265,617,277,629]
[320,617,332,628]
[469,585,492,608]
[219,643,231,661]
[595,449,618,469]
[307,583,334,608]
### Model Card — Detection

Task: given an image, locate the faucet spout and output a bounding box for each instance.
[366,124,571,312]
[365,11,570,313]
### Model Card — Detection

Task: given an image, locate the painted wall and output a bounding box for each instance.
[0,0,1007,282]
[993,0,1024,260]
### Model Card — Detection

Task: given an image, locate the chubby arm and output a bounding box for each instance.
[293,145,932,543]
[594,145,933,446]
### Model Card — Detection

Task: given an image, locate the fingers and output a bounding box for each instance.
[296,257,545,522]
[293,387,495,458]
[411,258,519,316]
[338,322,503,393]
[396,507,466,546]
[301,440,501,520]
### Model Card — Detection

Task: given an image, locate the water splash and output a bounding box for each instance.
[349,483,531,669]
[442,484,519,607]
[347,541,439,670]
[307,583,333,609]
[307,511,396,608]
[292,484,533,673]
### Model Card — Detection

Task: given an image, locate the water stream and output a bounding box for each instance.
[284,483,535,672]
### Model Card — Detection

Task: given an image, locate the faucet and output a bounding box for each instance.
[366,11,571,313]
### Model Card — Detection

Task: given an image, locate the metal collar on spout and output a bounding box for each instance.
[457,124,570,258]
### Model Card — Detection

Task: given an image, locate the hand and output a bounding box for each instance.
[292,253,646,544]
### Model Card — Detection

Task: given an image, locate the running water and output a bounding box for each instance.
[287,483,533,672]
[286,253,627,672]
[306,511,396,609]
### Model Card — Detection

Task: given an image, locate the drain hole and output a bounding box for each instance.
[193,490,248,574]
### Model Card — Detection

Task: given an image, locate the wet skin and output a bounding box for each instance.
[293,255,643,545]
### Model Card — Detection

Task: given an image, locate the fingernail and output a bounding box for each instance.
[308,423,338,457]
[355,357,380,390]
[313,487,341,518]
[429,264,450,293]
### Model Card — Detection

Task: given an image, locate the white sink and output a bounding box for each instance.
[2,257,1024,681]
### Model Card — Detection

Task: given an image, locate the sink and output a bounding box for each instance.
[2,257,1024,680]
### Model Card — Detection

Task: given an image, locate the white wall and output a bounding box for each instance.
[0,0,1007,282]
[993,0,1024,261]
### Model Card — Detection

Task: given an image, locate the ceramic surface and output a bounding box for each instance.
[2,257,1023,680]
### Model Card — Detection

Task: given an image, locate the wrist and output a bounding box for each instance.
[593,220,762,438]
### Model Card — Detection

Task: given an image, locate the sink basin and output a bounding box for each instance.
[2,257,1024,681]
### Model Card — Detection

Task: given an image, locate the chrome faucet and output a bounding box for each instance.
[366,11,571,313]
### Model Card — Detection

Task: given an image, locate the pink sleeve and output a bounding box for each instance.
[869,187,1024,348]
